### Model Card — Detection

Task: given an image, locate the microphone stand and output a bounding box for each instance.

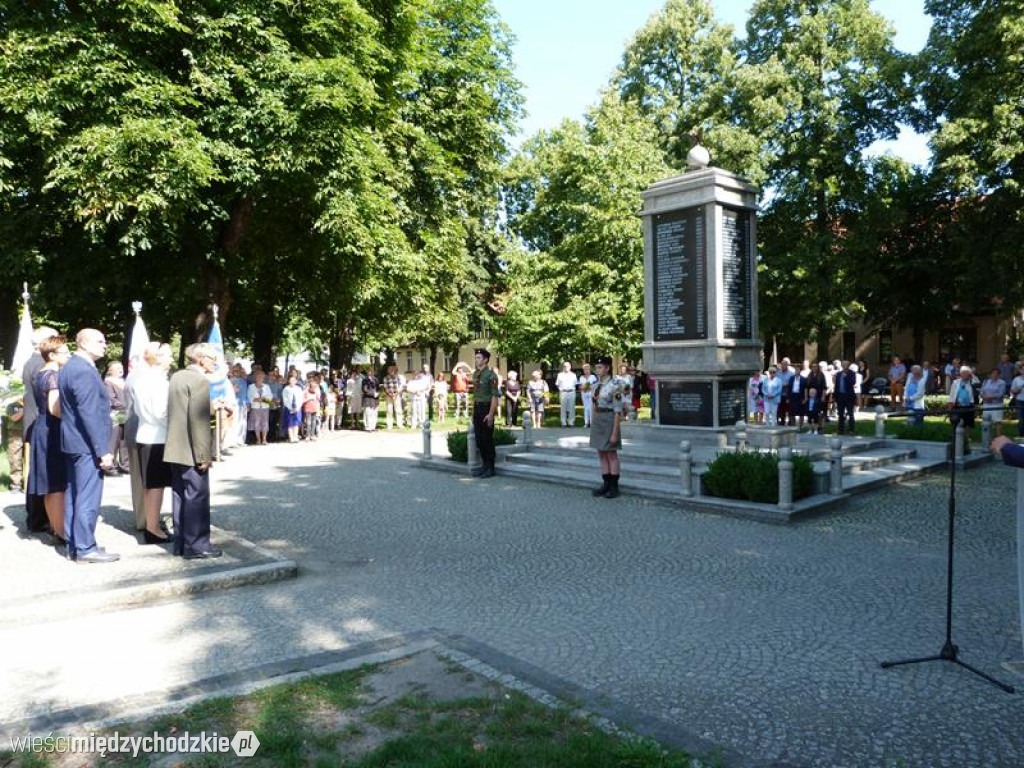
[880,404,1015,693]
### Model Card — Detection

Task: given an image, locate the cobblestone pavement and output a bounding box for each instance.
[2,430,1022,767]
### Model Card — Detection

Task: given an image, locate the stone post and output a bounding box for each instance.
[778,447,794,511]
[829,437,843,495]
[467,422,481,471]
[717,432,728,451]
[954,421,965,463]
[422,420,431,460]
[1017,464,1024,657]
[734,420,747,452]
[874,405,886,439]
[981,417,992,454]
[679,441,693,497]
[523,410,533,449]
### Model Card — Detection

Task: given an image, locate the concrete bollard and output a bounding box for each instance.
[954,421,965,463]
[422,420,431,460]
[467,422,481,470]
[778,447,794,511]
[829,436,843,495]
[734,420,747,451]
[523,410,533,449]
[874,405,886,439]
[717,432,728,451]
[679,441,693,497]
[981,417,992,454]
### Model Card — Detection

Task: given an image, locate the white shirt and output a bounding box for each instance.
[1012,375,1024,402]
[133,367,170,444]
[578,374,597,396]
[556,371,578,392]
[248,382,272,409]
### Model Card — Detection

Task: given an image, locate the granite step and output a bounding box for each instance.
[839,458,948,493]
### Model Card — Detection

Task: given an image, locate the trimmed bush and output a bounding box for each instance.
[447,428,517,463]
[703,450,814,503]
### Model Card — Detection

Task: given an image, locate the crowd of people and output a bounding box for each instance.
[745,353,1024,436]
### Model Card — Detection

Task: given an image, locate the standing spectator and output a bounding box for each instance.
[471,349,499,478]
[230,364,250,447]
[266,369,283,441]
[789,360,810,429]
[805,388,823,434]
[807,362,827,410]
[888,355,906,407]
[850,363,862,413]
[104,361,130,475]
[747,370,764,425]
[281,373,304,443]
[589,355,624,498]
[452,364,470,420]
[433,373,449,422]
[578,363,597,427]
[776,358,795,425]
[5,392,25,492]
[948,365,979,452]
[409,365,431,429]
[921,360,938,395]
[858,360,872,410]
[905,365,927,427]
[28,335,70,543]
[165,343,218,559]
[527,370,548,428]
[616,364,635,422]
[555,362,578,427]
[58,328,116,563]
[382,363,406,430]
[822,361,836,422]
[22,326,58,533]
[301,378,321,440]
[629,366,642,416]
[980,367,1007,436]
[1010,364,1024,437]
[324,385,339,432]
[834,361,858,435]
[123,354,146,530]
[762,367,782,427]
[247,369,273,445]
[345,367,362,429]
[503,370,522,427]
[998,353,1016,388]
[362,368,380,431]
[944,357,961,394]
[133,343,174,544]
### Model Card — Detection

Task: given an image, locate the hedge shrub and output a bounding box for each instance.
[447,428,517,462]
[703,450,814,503]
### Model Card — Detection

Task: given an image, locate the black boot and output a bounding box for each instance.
[592,474,610,496]
[604,475,620,499]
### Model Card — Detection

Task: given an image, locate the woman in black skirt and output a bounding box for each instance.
[589,356,625,498]
[132,343,174,544]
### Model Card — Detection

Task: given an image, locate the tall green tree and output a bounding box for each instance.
[739,0,908,357]
[499,92,671,363]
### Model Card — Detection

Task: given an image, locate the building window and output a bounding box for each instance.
[443,354,451,372]
[842,331,856,362]
[938,328,978,365]
[405,350,413,372]
[878,330,893,365]
[420,349,428,370]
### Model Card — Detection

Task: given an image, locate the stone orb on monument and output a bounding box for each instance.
[687,144,711,170]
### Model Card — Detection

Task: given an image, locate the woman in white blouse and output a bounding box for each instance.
[132,343,174,544]
[247,369,272,445]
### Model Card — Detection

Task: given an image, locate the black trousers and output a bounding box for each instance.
[171,464,211,556]
[474,402,496,468]
[836,394,856,433]
[505,398,520,427]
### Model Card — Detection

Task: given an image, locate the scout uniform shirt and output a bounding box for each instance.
[594,376,624,413]
[473,367,499,405]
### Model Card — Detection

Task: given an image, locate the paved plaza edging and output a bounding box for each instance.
[0,628,775,768]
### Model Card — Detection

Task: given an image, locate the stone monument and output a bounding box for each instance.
[640,146,762,434]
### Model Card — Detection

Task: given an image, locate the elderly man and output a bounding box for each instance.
[905,365,927,426]
[555,362,578,427]
[59,329,117,563]
[165,343,219,559]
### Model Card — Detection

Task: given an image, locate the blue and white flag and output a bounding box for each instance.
[207,314,231,403]
[127,302,150,373]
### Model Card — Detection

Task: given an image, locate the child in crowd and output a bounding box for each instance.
[805,387,822,434]
[325,385,339,431]
[282,374,304,443]
[433,373,449,422]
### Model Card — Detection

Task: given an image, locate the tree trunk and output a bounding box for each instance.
[817,325,832,362]
[253,316,275,371]
[912,326,925,365]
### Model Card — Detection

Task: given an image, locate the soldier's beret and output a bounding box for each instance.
[474,348,491,359]
[594,355,613,367]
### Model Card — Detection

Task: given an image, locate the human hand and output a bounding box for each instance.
[98,453,114,469]
[197,462,210,472]
[990,435,1012,455]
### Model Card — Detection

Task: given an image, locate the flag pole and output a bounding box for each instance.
[212,304,222,462]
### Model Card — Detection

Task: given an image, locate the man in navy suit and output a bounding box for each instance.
[59,328,117,563]
[992,435,1024,467]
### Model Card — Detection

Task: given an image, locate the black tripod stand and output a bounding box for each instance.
[880,405,1015,693]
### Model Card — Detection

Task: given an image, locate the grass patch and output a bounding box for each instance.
[822,413,1019,443]
[0,655,702,767]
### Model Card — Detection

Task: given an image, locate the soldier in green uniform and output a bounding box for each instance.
[590,355,624,498]
[472,348,500,478]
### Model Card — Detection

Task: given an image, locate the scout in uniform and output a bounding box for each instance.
[590,356,624,498]
[472,348,500,478]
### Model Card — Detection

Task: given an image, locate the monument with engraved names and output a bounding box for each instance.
[640,147,762,433]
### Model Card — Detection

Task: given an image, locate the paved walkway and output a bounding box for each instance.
[1,429,1022,767]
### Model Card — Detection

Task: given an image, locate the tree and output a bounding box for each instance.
[737,0,909,357]
[499,92,671,363]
